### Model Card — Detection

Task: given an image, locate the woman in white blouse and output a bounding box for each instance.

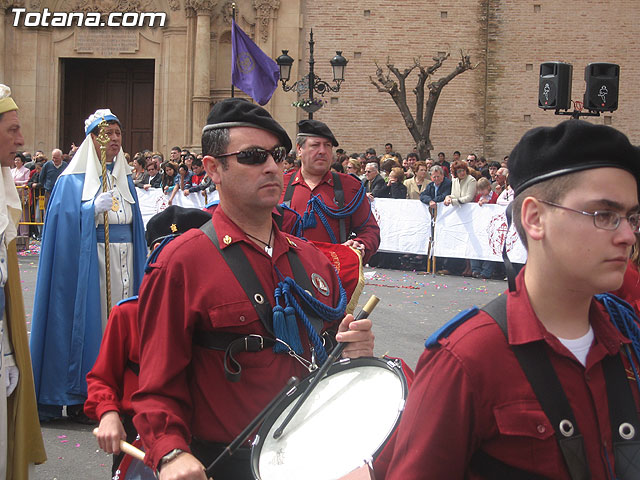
[444,160,477,206]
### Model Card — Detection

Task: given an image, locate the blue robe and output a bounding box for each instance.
[29,172,147,410]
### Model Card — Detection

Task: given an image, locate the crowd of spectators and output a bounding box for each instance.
[308,144,514,277]
[13,139,513,279]
[11,143,219,243]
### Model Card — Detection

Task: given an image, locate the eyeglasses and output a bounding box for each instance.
[215,146,287,165]
[539,200,640,233]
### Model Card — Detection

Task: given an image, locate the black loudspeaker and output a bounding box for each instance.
[538,62,573,110]
[584,63,619,112]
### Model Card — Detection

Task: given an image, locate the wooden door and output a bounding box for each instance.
[60,58,154,156]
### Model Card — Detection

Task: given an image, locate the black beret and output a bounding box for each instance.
[297,119,339,147]
[145,205,211,247]
[509,120,640,196]
[202,98,292,152]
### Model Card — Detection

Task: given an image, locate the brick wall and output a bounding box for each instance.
[297,0,640,161]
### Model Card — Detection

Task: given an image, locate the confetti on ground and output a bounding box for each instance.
[365,283,421,289]
[57,435,66,439]
[17,242,40,256]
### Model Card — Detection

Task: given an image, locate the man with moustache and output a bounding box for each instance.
[133,98,374,480]
[280,119,380,264]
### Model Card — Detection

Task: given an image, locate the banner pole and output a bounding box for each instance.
[231,3,236,98]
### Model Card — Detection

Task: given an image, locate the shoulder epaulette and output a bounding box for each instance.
[425,306,480,348]
[144,235,178,273]
[205,199,220,209]
[116,295,139,306]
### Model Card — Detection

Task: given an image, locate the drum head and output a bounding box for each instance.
[252,357,407,480]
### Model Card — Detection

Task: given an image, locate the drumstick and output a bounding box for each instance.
[92,428,145,461]
[272,295,380,440]
[205,376,300,477]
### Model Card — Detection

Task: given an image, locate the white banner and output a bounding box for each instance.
[135,187,216,227]
[371,199,527,263]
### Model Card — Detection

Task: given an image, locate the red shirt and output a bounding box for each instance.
[280,170,380,264]
[132,208,342,470]
[386,270,640,480]
[85,299,140,420]
[473,191,498,204]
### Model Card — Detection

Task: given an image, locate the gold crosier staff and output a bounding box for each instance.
[96,119,112,317]
[426,206,437,275]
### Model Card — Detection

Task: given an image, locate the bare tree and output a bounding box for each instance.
[370,51,477,160]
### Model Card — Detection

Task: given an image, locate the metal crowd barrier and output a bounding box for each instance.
[16,185,45,229]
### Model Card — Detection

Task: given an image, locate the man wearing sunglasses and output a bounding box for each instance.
[280,119,380,264]
[387,120,640,479]
[133,98,375,480]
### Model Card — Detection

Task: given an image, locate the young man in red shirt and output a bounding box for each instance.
[388,120,640,479]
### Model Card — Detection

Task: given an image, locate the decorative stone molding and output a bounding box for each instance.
[59,0,156,13]
[185,0,217,14]
[252,0,278,43]
[167,0,180,10]
[221,1,234,25]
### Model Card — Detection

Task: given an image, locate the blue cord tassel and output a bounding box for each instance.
[272,305,289,354]
[283,305,303,353]
[302,210,317,229]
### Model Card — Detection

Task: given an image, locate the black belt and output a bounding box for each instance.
[193,329,337,382]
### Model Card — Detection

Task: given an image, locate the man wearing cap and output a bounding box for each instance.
[86,205,211,477]
[0,84,46,478]
[280,119,380,264]
[133,98,374,480]
[387,120,640,479]
[30,108,147,422]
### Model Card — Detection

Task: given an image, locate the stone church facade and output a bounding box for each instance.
[2,0,639,160]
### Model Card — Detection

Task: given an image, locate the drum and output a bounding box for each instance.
[251,357,408,480]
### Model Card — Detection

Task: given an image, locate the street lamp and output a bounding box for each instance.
[276,29,348,119]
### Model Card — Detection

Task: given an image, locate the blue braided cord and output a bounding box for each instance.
[270,268,348,366]
[144,235,176,273]
[298,183,367,242]
[312,204,338,243]
[278,203,304,237]
[282,282,328,364]
[596,293,640,395]
[307,183,367,219]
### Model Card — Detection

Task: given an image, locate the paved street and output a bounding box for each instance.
[17,249,507,479]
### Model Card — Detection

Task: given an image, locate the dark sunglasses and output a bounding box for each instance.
[215,146,287,165]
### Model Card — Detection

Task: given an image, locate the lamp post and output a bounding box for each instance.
[276,29,347,119]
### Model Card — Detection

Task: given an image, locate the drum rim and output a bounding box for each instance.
[250,356,408,480]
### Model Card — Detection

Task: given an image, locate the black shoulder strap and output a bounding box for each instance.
[199,220,325,336]
[274,204,285,230]
[603,349,640,480]
[481,295,591,480]
[200,220,274,334]
[282,172,297,207]
[331,172,347,243]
